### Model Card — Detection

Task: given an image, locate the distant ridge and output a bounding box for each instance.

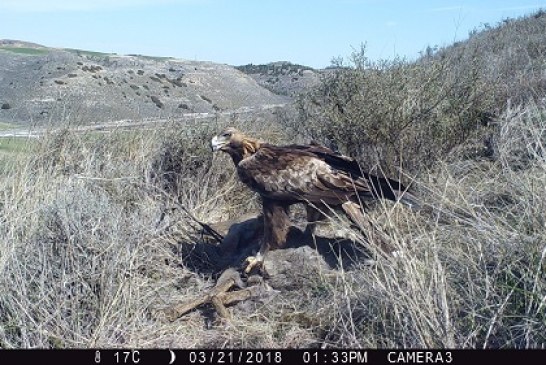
[0,39,47,48]
[0,40,289,126]
[236,61,321,96]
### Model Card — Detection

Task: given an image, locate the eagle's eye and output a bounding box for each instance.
[222,131,232,138]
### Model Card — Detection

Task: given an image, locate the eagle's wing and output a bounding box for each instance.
[237,144,374,204]
[293,144,411,202]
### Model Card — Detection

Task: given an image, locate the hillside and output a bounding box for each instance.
[236,61,322,96]
[433,10,546,107]
[0,41,288,126]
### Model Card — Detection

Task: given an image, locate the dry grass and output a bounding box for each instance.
[0,102,544,349]
[0,117,298,348]
[278,102,545,348]
[0,121,230,348]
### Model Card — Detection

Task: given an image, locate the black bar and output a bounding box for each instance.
[0,349,545,365]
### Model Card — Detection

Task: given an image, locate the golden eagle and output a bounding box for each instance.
[211,128,418,272]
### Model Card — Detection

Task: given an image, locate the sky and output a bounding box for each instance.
[1,0,546,68]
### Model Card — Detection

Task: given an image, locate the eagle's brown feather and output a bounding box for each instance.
[237,143,380,205]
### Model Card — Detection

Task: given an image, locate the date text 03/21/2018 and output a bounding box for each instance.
[187,351,369,364]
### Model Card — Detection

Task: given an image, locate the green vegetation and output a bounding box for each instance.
[236,61,314,76]
[0,47,49,56]
[0,137,38,174]
[64,48,114,58]
[0,122,15,131]
[0,137,36,154]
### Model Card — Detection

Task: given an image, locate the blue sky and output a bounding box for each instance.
[1,0,545,68]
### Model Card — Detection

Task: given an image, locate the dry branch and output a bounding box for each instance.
[165,268,262,321]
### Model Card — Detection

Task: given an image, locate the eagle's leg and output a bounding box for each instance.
[244,198,291,274]
[340,201,395,254]
[303,203,328,237]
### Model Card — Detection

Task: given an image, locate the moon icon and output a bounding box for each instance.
[169,349,176,364]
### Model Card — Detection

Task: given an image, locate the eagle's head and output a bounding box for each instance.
[211,127,261,164]
[211,127,240,152]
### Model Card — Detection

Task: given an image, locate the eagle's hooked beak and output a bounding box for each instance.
[211,128,236,152]
[211,135,225,152]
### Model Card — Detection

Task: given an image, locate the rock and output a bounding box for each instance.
[150,95,164,108]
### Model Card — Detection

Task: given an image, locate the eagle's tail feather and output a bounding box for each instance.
[363,175,421,210]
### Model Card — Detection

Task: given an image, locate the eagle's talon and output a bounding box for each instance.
[244,254,264,274]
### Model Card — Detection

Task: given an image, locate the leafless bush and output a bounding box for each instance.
[289,45,493,180]
[290,12,546,179]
